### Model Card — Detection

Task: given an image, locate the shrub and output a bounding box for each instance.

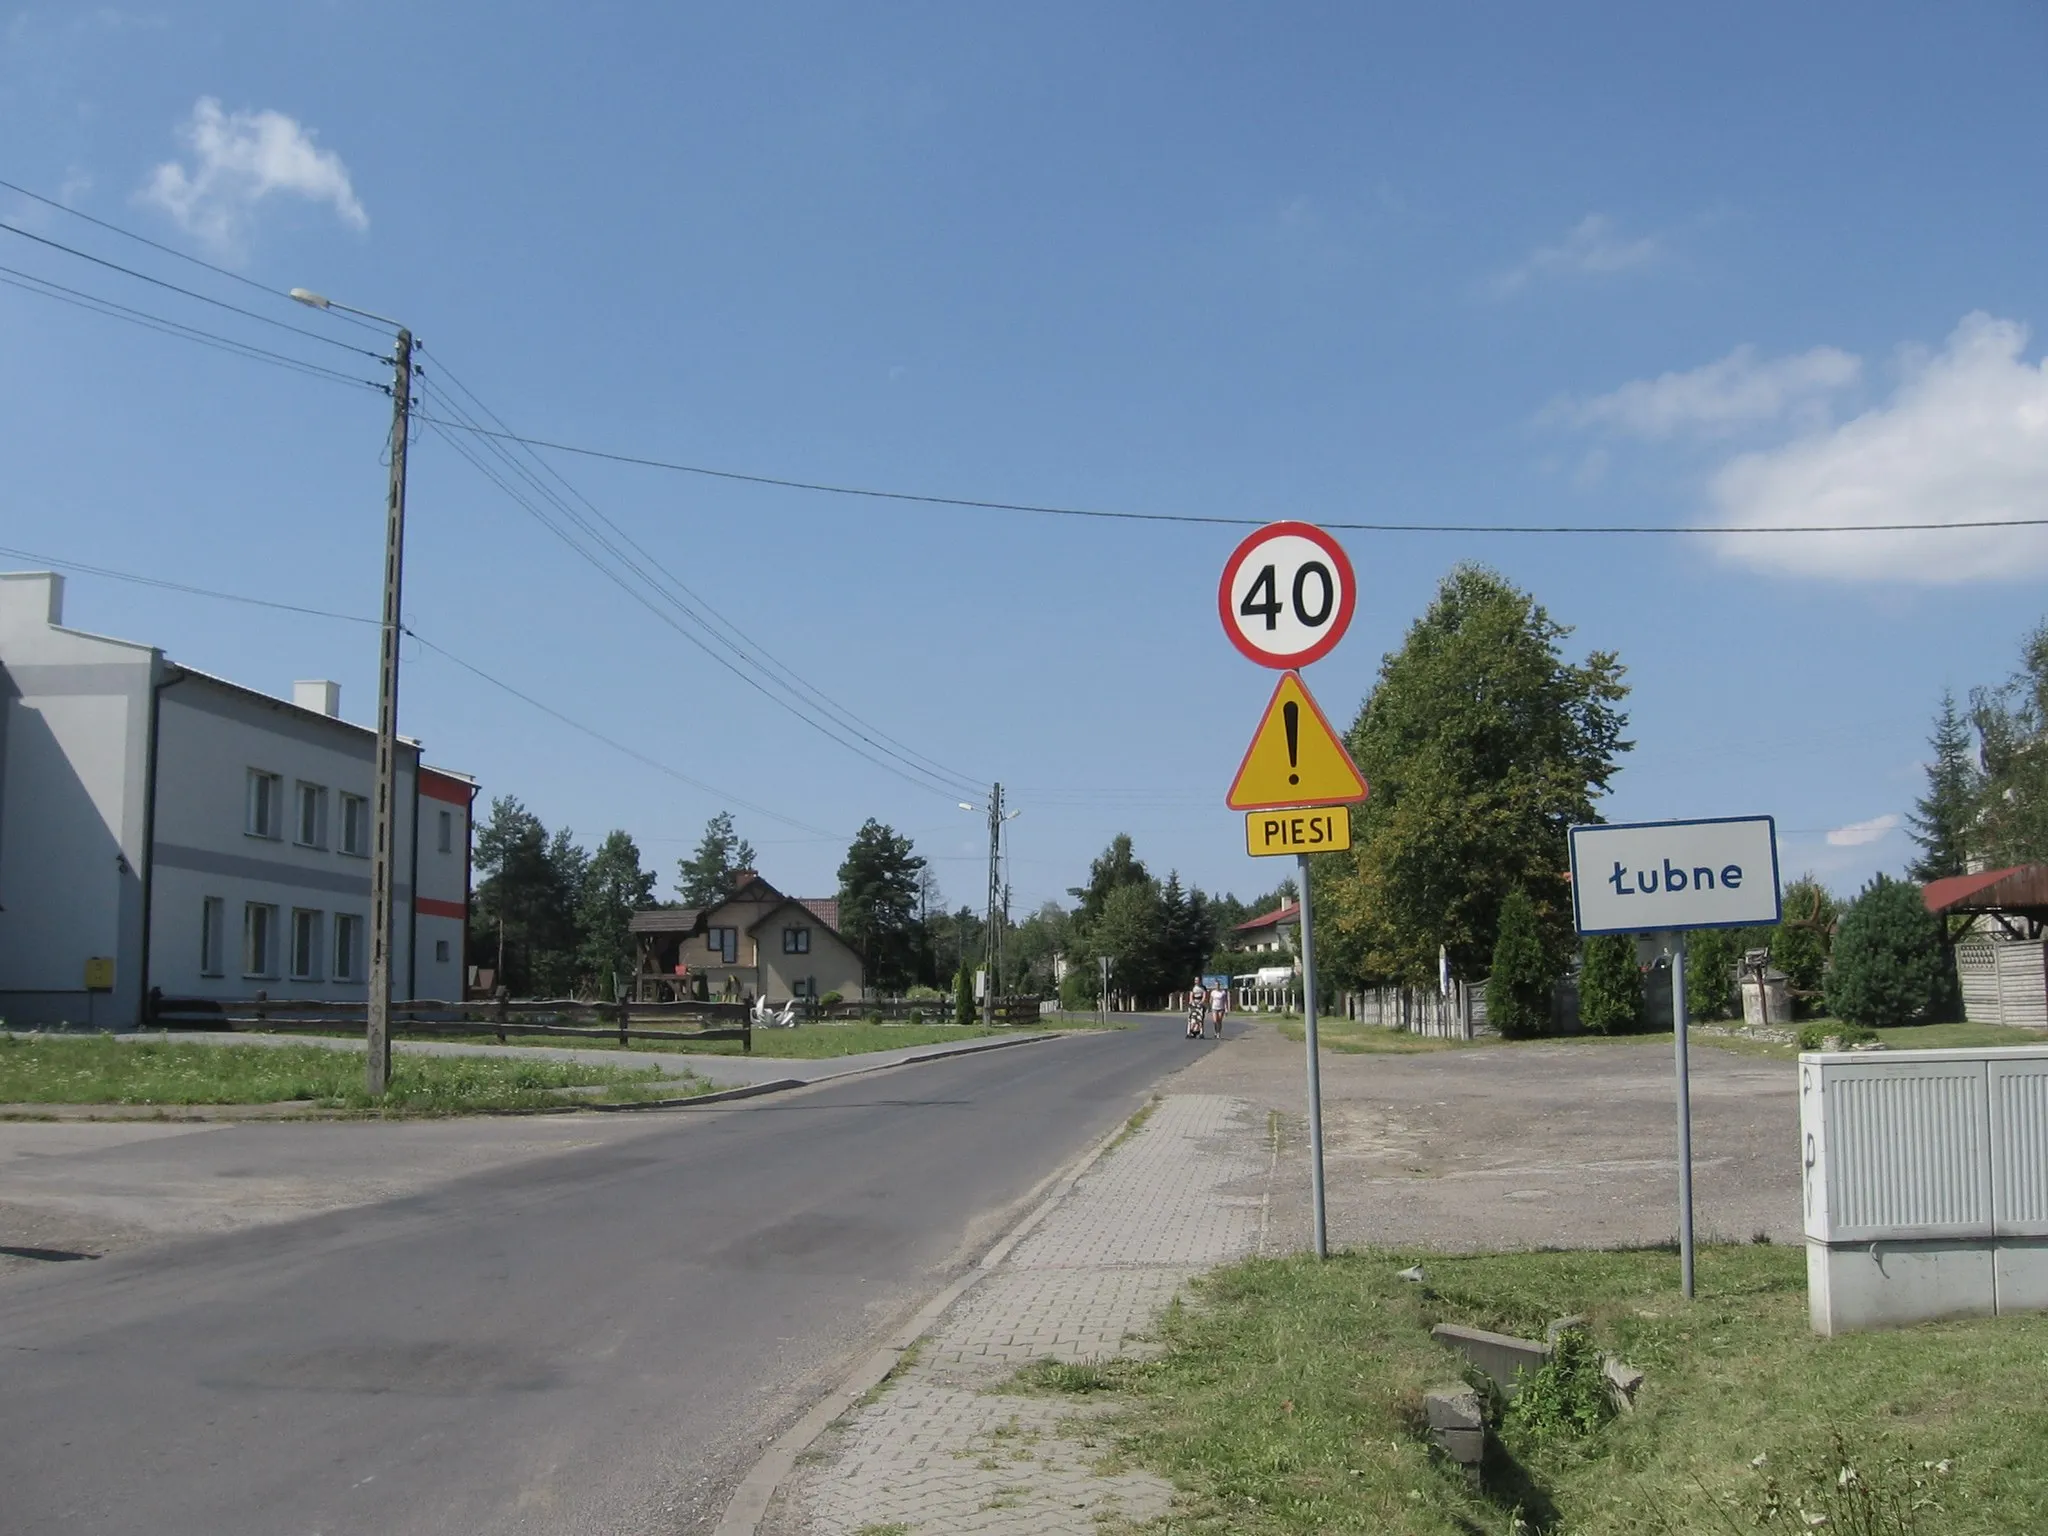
[1823,875,1948,1028]
[904,984,944,1002]
[818,990,843,1009]
[1578,933,1642,1034]
[1772,876,1838,1003]
[1504,1328,1613,1441]
[1487,886,1557,1038]
[1682,926,1743,1021]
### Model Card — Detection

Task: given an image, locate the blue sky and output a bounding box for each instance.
[5,2,2048,916]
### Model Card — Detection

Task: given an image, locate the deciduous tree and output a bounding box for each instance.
[577,830,658,995]
[1329,565,1631,988]
[1970,622,2048,868]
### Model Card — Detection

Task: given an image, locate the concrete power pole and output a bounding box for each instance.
[981,782,1002,1028]
[365,327,414,1096]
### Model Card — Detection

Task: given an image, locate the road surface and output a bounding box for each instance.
[0,1017,1192,1535]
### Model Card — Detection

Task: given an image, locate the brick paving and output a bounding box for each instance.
[772,1093,1269,1536]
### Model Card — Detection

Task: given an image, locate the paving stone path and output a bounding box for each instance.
[772,1093,1270,1535]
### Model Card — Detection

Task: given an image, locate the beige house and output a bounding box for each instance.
[629,872,865,1003]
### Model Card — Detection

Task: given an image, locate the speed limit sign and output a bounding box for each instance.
[1217,520,1356,669]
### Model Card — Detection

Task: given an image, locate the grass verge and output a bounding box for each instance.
[1694,1017,2048,1062]
[269,1022,1008,1059]
[1031,1244,2048,1533]
[0,1033,701,1113]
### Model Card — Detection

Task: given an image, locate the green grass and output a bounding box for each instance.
[0,1033,701,1112]
[1277,1016,1478,1054]
[1037,1245,2048,1533]
[250,1021,1009,1059]
[1695,1017,2048,1062]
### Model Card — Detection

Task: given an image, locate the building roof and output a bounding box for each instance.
[797,897,841,932]
[1923,865,2048,916]
[630,907,704,934]
[1234,901,1301,932]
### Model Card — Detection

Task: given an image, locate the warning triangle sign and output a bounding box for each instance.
[1226,671,1369,811]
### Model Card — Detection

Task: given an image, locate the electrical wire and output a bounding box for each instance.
[0,219,390,359]
[0,537,848,840]
[420,346,986,795]
[0,266,387,392]
[412,415,2048,538]
[0,174,391,336]
[421,382,987,800]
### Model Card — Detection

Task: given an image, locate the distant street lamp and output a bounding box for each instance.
[292,287,412,1097]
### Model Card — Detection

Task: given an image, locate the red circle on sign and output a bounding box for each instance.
[1217,520,1357,669]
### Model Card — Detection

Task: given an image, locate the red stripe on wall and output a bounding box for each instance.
[416,897,467,920]
[419,772,473,807]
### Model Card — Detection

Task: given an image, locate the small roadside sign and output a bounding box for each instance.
[1245,807,1351,857]
[1568,816,1781,935]
[1218,520,1356,669]
[1225,671,1368,811]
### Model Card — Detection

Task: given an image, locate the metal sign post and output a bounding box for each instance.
[1296,853,1328,1259]
[1569,817,1780,1302]
[1668,930,1695,1299]
[1218,522,1366,1263]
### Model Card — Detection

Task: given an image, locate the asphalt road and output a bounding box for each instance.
[0,1017,1193,1535]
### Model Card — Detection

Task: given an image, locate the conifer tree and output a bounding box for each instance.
[1578,932,1642,1034]
[1907,691,1979,882]
[1824,875,1948,1028]
[1486,886,1556,1037]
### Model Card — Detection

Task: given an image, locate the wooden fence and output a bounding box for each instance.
[147,994,755,1051]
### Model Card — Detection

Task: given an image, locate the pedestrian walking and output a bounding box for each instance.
[1185,978,1206,1039]
[1207,983,1229,1040]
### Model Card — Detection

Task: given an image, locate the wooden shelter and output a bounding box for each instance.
[1924,865,2048,1030]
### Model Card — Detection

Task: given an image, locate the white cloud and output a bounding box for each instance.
[1826,814,1900,848]
[1710,313,2048,582]
[1548,343,1861,438]
[140,97,365,254]
[1492,215,1660,297]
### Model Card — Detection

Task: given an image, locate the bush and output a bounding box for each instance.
[904,984,944,1002]
[1772,876,1838,1003]
[1504,1327,1613,1441]
[1682,926,1743,1021]
[1823,875,1948,1028]
[1578,932,1642,1034]
[1487,887,1557,1038]
[818,990,843,1009]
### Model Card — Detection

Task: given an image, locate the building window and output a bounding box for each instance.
[708,926,738,964]
[247,770,283,839]
[783,926,810,954]
[339,793,368,856]
[435,938,450,963]
[290,909,323,980]
[333,913,363,982]
[243,902,278,977]
[200,896,226,977]
[295,782,328,848]
[437,808,453,854]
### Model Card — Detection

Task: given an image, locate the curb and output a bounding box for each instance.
[710,1092,1144,1536]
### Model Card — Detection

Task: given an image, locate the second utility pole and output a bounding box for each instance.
[982,782,1003,1028]
[365,326,413,1097]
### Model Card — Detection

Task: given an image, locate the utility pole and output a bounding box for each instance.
[982,782,1002,1027]
[291,288,414,1099]
[365,327,413,1096]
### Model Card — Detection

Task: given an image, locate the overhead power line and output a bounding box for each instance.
[0,540,845,839]
[412,413,2048,537]
[0,219,389,359]
[0,265,386,391]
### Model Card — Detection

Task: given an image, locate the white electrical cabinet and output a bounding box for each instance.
[1800,1045,2048,1334]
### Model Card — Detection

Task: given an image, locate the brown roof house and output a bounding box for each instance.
[628,872,864,1004]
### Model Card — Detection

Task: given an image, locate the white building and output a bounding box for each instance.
[0,572,476,1028]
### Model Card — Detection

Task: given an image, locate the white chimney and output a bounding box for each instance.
[293,679,341,717]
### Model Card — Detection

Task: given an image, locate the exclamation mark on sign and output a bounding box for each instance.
[1283,701,1300,785]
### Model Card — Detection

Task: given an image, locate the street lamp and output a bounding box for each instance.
[293,286,413,1097]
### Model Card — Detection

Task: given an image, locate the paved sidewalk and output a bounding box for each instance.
[767,1093,1269,1536]
[90,1028,1052,1089]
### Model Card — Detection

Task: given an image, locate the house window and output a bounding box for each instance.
[783,926,810,954]
[708,926,738,964]
[339,793,368,856]
[295,782,328,848]
[290,909,323,980]
[200,897,226,977]
[435,939,450,963]
[246,770,283,839]
[243,902,278,977]
[333,913,363,982]
[437,808,453,854]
